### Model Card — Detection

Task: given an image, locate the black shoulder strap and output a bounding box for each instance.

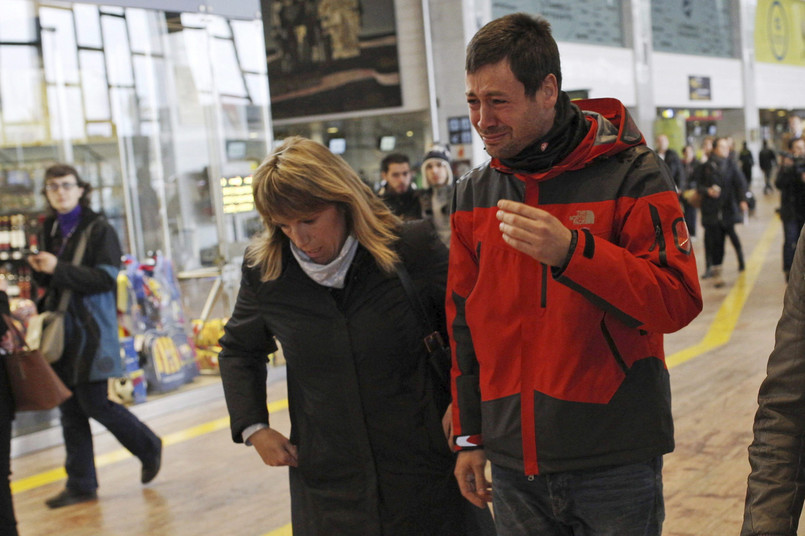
[55,218,98,313]
[394,262,446,356]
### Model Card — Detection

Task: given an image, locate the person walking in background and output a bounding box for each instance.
[449,13,702,536]
[27,164,162,509]
[739,141,755,187]
[696,137,749,288]
[0,279,19,535]
[376,153,421,221]
[218,137,494,536]
[758,139,777,195]
[774,137,805,281]
[419,144,454,246]
[681,144,699,239]
[655,134,685,193]
[742,225,805,536]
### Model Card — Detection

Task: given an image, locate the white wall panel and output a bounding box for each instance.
[652,52,743,108]
[755,63,805,110]
[558,43,636,106]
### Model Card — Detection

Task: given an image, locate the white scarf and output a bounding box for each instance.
[290,234,359,288]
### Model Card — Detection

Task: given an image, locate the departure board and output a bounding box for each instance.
[651,0,735,57]
[492,0,624,46]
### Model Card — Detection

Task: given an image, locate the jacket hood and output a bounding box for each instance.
[493,97,646,182]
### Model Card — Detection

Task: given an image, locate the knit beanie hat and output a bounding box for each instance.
[423,147,450,163]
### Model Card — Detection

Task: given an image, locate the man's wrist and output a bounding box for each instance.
[242,423,269,446]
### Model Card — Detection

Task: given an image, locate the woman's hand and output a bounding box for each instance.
[249,427,299,467]
[27,252,58,274]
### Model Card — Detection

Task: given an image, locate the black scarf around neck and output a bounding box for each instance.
[500,92,590,173]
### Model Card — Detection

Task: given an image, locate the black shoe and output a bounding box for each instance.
[141,439,163,484]
[45,488,97,509]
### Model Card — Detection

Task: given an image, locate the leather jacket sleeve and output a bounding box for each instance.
[742,227,805,536]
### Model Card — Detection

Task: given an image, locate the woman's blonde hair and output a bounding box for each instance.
[247,136,401,281]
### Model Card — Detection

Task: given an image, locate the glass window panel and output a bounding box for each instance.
[73,4,103,49]
[99,6,125,16]
[651,0,735,57]
[133,55,168,121]
[79,50,111,121]
[232,20,266,73]
[47,85,86,140]
[86,121,113,138]
[0,46,43,123]
[182,29,212,93]
[39,7,81,84]
[127,8,164,55]
[102,15,134,86]
[0,0,37,43]
[109,87,136,137]
[245,73,269,106]
[181,13,231,38]
[212,39,246,97]
[492,0,624,46]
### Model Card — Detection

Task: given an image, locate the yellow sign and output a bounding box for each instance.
[755,0,805,65]
[221,174,255,214]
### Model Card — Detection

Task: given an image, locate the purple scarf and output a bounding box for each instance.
[56,205,82,256]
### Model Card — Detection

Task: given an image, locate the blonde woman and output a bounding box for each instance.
[219,137,493,536]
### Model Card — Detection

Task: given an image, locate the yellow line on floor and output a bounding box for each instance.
[666,217,780,369]
[10,399,289,494]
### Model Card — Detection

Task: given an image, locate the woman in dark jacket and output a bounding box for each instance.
[697,137,749,288]
[219,137,493,536]
[27,164,162,509]
[0,281,19,535]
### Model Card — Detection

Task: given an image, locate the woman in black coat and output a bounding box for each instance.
[219,137,493,536]
[0,280,19,535]
[697,137,749,288]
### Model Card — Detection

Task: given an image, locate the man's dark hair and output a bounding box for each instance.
[43,163,93,208]
[381,153,410,174]
[466,13,562,97]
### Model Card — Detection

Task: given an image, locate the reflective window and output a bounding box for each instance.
[40,7,81,84]
[127,8,164,55]
[0,0,37,43]
[79,50,111,121]
[73,4,103,49]
[46,85,86,140]
[212,39,247,97]
[0,46,43,123]
[102,15,134,86]
[232,20,267,74]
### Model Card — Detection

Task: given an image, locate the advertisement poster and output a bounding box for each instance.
[260,0,402,120]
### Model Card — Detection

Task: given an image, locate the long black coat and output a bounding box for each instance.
[696,156,748,227]
[219,222,470,536]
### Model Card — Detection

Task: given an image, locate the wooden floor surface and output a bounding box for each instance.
[9,188,797,536]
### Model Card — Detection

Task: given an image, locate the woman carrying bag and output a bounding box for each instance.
[219,137,495,535]
[27,164,163,509]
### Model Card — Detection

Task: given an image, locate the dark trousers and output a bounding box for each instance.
[60,381,160,492]
[704,223,744,268]
[0,365,18,536]
[491,458,664,536]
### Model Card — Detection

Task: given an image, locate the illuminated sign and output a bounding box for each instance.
[220,175,255,214]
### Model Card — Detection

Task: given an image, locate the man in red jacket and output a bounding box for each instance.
[448,13,703,535]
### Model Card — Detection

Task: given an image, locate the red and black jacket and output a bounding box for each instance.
[447,98,703,475]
